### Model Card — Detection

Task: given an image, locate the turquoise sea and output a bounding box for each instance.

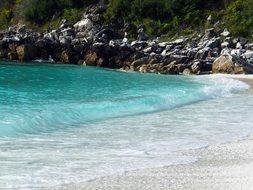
[0,61,253,189]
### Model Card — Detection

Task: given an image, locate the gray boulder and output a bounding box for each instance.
[212,54,253,74]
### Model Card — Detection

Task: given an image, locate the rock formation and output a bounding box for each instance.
[0,6,253,75]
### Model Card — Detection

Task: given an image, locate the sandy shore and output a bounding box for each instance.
[215,74,253,87]
[53,75,253,190]
[56,137,253,190]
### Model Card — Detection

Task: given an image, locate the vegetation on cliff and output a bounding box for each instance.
[0,0,252,38]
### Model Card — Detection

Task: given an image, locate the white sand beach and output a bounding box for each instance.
[216,74,253,86]
[57,136,253,190]
[52,75,253,190]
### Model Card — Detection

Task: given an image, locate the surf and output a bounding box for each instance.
[0,62,249,137]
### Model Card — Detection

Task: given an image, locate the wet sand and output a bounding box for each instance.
[54,136,253,190]
[53,75,253,190]
[220,74,253,87]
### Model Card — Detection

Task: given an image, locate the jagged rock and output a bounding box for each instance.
[90,14,100,23]
[41,49,50,60]
[95,27,116,43]
[143,47,152,53]
[59,35,72,45]
[206,38,220,49]
[244,50,253,59]
[96,58,105,66]
[154,47,164,54]
[89,43,119,67]
[1,4,253,76]
[201,61,212,73]
[139,65,148,73]
[221,29,230,37]
[158,42,169,48]
[9,43,19,52]
[220,47,231,55]
[212,54,253,74]
[76,31,86,39]
[73,44,85,53]
[17,25,26,33]
[78,60,86,65]
[182,68,193,75]
[163,63,180,75]
[221,41,230,48]
[186,41,198,49]
[16,45,40,61]
[245,43,253,50]
[44,30,59,42]
[161,49,167,57]
[212,55,234,74]
[74,18,93,31]
[137,26,148,41]
[170,55,190,64]
[3,36,20,43]
[61,51,70,63]
[236,42,243,50]
[0,40,7,47]
[84,51,98,66]
[0,49,7,58]
[131,41,148,51]
[177,64,187,73]
[131,57,149,68]
[60,50,77,64]
[191,61,202,74]
[61,28,75,37]
[205,28,217,39]
[238,37,248,47]
[109,40,120,47]
[51,30,60,40]
[232,54,253,73]
[195,48,209,60]
[231,49,241,57]
[59,19,70,29]
[0,40,8,58]
[170,38,185,45]
[207,48,220,58]
[186,49,197,59]
[8,52,18,60]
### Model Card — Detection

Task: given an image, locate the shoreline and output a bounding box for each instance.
[213,74,253,91]
[56,135,253,190]
[224,74,253,87]
[1,8,253,76]
[211,74,253,89]
[51,76,253,190]
[52,135,253,190]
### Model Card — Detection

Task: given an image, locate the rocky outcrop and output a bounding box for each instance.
[212,54,236,74]
[84,51,98,66]
[213,54,253,74]
[0,6,253,75]
[16,45,40,61]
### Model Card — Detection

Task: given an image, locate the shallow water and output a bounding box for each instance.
[0,62,252,189]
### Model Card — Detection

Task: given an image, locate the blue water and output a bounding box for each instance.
[0,62,222,137]
[0,62,252,189]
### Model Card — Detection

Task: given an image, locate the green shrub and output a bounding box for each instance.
[104,0,226,36]
[62,8,83,23]
[224,0,253,37]
[0,8,13,29]
[2,0,253,39]
[24,0,60,24]
[23,0,97,25]
[104,0,132,20]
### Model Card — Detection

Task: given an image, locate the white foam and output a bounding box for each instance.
[2,91,253,188]
[194,75,250,98]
